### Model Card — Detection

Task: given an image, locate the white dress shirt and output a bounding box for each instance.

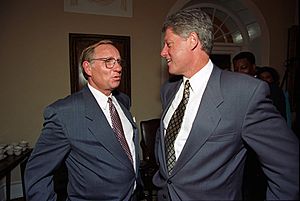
[88,84,136,171]
[163,60,213,160]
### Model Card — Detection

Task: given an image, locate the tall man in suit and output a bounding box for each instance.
[25,40,140,201]
[153,8,299,201]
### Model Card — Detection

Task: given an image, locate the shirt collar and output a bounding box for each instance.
[88,83,112,111]
[183,59,213,94]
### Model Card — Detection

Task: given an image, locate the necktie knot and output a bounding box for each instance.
[183,80,190,101]
[108,97,113,110]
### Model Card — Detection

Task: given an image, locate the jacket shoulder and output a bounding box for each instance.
[219,69,266,94]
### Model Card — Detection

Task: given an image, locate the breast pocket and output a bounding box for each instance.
[207,131,237,142]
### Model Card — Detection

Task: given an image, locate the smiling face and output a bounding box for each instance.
[82,44,122,96]
[160,28,193,77]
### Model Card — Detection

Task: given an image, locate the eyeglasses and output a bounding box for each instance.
[89,57,124,69]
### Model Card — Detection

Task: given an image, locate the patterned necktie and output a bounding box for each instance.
[165,80,191,174]
[108,97,133,164]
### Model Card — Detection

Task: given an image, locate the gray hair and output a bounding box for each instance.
[162,8,213,54]
[79,40,114,79]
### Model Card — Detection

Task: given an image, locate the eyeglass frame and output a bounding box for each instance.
[89,57,124,69]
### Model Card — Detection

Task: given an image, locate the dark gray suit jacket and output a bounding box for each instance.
[153,66,299,200]
[25,86,140,201]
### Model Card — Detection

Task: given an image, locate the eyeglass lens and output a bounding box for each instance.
[90,57,124,69]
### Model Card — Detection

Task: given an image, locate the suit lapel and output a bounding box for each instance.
[168,67,224,176]
[82,86,134,171]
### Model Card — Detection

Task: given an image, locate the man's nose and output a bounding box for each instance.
[161,46,168,57]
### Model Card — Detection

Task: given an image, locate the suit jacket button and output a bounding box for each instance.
[163,194,167,199]
[167,180,172,184]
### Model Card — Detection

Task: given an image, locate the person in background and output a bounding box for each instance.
[256,66,287,119]
[232,51,256,76]
[256,66,280,84]
[153,7,299,201]
[25,40,140,201]
[233,52,287,119]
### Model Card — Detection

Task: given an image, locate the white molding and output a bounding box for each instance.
[64,0,133,17]
[212,42,242,54]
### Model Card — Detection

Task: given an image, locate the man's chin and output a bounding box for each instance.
[168,65,179,74]
[111,81,121,89]
[168,68,180,76]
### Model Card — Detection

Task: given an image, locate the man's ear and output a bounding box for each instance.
[82,61,92,76]
[189,32,200,50]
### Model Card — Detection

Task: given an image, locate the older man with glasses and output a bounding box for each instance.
[25,40,141,201]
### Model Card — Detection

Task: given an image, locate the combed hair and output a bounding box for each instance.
[162,7,214,54]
